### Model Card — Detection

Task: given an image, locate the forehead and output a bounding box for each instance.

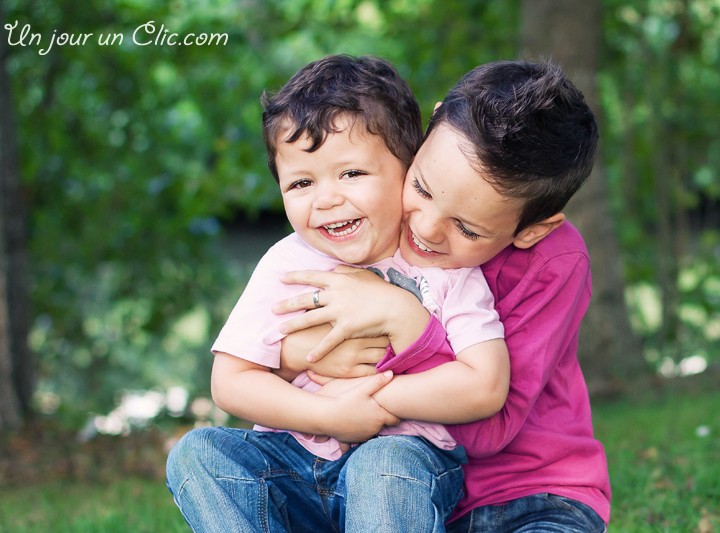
[276,113,368,144]
[276,118,387,161]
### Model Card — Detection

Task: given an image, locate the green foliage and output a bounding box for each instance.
[6,0,719,418]
[601,0,720,367]
[5,0,520,416]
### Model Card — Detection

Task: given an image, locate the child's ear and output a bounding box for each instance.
[433,101,442,112]
[512,213,566,249]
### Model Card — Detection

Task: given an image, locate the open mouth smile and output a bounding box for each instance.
[322,219,362,237]
[408,228,439,255]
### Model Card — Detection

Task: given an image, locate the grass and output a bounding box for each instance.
[0,387,718,532]
[593,386,720,532]
[0,477,187,533]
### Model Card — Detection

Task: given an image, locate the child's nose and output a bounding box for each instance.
[415,208,444,243]
[312,181,344,210]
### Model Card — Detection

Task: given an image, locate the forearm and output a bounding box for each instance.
[280,324,388,379]
[371,367,501,423]
[212,355,331,435]
[373,339,510,424]
[212,352,398,442]
[381,290,431,354]
[275,267,431,361]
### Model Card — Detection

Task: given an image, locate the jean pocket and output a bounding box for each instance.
[544,494,606,532]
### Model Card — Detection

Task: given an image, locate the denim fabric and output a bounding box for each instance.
[344,435,467,532]
[446,493,607,533]
[166,428,466,532]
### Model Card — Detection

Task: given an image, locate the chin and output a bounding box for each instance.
[336,251,372,265]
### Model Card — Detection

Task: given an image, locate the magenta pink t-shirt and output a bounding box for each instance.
[441,221,611,523]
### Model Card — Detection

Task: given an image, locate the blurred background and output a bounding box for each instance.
[1,0,718,530]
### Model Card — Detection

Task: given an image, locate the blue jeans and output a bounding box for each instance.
[446,493,607,533]
[166,427,466,532]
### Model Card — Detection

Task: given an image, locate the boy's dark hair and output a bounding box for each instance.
[427,60,599,235]
[262,54,423,182]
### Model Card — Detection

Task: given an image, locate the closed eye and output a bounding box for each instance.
[455,220,481,240]
[412,177,432,199]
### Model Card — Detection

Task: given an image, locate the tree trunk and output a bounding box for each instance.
[0,200,21,431]
[0,0,33,430]
[520,0,646,395]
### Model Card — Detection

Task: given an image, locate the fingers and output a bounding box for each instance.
[383,412,401,427]
[332,264,365,274]
[359,370,394,396]
[278,309,329,335]
[274,266,369,315]
[279,270,336,287]
[305,328,349,362]
[307,363,375,383]
[359,371,399,427]
[273,287,331,315]
[306,370,334,385]
[347,363,380,378]
[273,290,322,315]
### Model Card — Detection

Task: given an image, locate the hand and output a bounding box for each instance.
[310,335,388,377]
[279,323,388,380]
[317,370,400,443]
[273,265,429,361]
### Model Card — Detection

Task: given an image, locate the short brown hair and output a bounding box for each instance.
[428,60,599,235]
[262,54,423,182]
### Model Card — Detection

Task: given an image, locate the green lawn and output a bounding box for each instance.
[0,477,186,532]
[593,386,720,532]
[0,387,718,532]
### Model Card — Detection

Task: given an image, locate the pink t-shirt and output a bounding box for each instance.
[397,222,610,524]
[212,233,504,460]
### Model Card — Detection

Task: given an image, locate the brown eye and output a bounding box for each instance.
[341,169,366,179]
[289,179,312,190]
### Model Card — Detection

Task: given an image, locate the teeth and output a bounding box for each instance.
[412,232,433,252]
[325,221,350,229]
[324,219,360,236]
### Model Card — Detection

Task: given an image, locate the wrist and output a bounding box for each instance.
[306,395,340,436]
[386,291,431,353]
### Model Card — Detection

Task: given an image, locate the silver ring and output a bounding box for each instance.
[312,290,321,309]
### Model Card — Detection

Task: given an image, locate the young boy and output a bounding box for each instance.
[167,55,510,530]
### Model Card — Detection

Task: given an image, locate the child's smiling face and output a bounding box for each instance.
[399,124,525,269]
[276,114,405,265]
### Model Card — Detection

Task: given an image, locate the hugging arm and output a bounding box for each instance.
[276,254,591,453]
[211,351,398,444]
[274,265,431,361]
[373,338,509,423]
[276,265,511,425]
[444,253,593,455]
[278,323,389,381]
